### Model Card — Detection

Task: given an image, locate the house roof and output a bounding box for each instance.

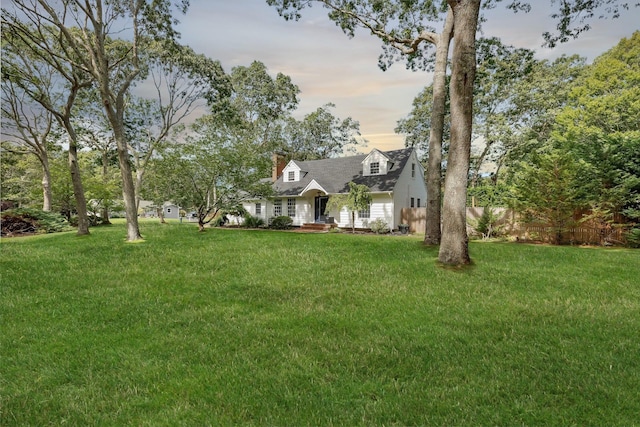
[273,147,415,196]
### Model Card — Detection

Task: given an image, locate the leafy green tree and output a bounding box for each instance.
[1,82,56,211]
[1,18,93,234]
[125,43,229,210]
[325,182,372,233]
[81,151,122,224]
[551,32,640,222]
[3,0,205,241]
[211,61,299,143]
[501,54,586,169]
[282,103,366,160]
[156,117,273,232]
[207,61,299,174]
[396,82,451,160]
[0,149,43,208]
[471,38,537,185]
[510,149,587,244]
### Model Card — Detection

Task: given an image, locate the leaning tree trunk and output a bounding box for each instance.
[64,120,90,236]
[424,7,454,246]
[439,0,480,265]
[157,207,166,224]
[112,124,143,241]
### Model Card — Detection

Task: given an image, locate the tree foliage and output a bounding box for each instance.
[504,32,640,243]
[154,115,273,232]
[283,103,365,160]
[510,149,587,244]
[325,182,372,233]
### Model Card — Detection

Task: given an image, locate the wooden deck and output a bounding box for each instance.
[296,223,337,233]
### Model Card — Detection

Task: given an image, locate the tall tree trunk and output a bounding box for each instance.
[424,7,454,246]
[113,124,143,241]
[135,169,144,212]
[439,0,480,265]
[101,151,111,224]
[40,155,53,212]
[64,121,90,236]
[158,207,166,224]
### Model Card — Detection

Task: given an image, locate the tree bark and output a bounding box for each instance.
[40,154,53,212]
[135,169,144,212]
[101,150,111,224]
[112,124,143,241]
[439,0,479,265]
[424,7,454,246]
[63,119,90,236]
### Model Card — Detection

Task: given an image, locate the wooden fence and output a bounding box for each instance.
[400,207,632,245]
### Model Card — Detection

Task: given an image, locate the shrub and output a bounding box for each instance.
[212,214,228,227]
[270,216,293,230]
[369,218,389,234]
[626,227,640,248]
[470,208,504,239]
[1,208,71,235]
[69,213,102,227]
[243,215,265,228]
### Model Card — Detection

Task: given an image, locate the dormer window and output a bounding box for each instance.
[282,161,301,182]
[362,149,390,176]
[370,162,380,175]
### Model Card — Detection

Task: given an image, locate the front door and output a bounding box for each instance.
[314,196,329,222]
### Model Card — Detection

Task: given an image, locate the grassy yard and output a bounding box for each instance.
[1,221,639,426]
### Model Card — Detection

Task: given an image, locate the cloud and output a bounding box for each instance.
[172,1,637,151]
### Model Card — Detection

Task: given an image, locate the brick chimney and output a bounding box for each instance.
[272,153,286,182]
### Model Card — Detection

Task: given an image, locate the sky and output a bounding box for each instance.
[174,1,639,153]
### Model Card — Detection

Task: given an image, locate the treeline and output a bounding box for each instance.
[1,3,365,238]
[399,32,640,244]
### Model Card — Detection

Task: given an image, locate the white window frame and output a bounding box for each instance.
[287,198,296,217]
[255,202,261,215]
[358,204,371,219]
[370,162,380,175]
[273,199,282,216]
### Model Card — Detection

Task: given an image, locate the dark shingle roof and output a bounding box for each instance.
[273,148,415,196]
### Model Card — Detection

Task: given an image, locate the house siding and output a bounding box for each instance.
[242,148,427,230]
[392,150,427,229]
[362,149,390,176]
[163,204,180,220]
[329,193,394,229]
[243,196,315,226]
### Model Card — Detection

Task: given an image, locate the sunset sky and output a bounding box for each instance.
[175,2,639,152]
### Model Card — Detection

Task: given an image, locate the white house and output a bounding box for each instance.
[242,147,427,230]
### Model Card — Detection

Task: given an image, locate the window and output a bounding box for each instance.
[358,204,370,219]
[417,199,421,208]
[255,202,261,215]
[273,199,282,216]
[287,198,296,217]
[370,162,380,175]
[412,163,416,178]
[288,171,295,181]
[411,197,415,208]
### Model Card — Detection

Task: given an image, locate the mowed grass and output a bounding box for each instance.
[1,221,639,426]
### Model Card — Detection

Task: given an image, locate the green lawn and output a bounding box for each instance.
[2,221,639,426]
